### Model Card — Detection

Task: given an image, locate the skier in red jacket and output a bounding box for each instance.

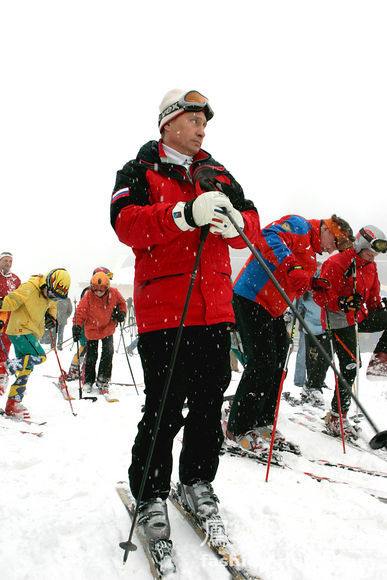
[312,225,387,438]
[0,252,21,393]
[225,214,353,461]
[72,271,127,396]
[110,89,260,546]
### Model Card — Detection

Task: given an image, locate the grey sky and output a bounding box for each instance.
[2,1,387,292]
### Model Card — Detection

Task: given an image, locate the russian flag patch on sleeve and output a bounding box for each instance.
[111,187,130,203]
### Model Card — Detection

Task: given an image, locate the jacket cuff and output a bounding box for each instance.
[183,200,198,228]
[172,202,195,232]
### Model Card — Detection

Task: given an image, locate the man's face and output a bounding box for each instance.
[163,111,207,156]
[0,256,13,274]
[320,225,337,254]
[359,248,377,262]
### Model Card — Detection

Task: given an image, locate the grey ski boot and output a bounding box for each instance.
[178,481,229,548]
[137,497,175,575]
[137,497,171,541]
[179,481,219,518]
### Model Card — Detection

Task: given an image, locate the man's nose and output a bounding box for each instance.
[196,125,205,137]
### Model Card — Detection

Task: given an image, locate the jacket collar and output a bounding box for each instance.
[135,140,211,182]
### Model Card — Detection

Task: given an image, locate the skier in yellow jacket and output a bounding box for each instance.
[0,268,71,420]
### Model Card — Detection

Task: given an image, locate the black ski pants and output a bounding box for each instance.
[306,308,387,413]
[227,294,289,436]
[129,324,231,501]
[84,335,114,385]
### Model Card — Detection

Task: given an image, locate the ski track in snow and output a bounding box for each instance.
[1,340,387,580]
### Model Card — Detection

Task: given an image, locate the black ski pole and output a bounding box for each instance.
[121,225,210,563]
[118,322,139,395]
[220,208,387,450]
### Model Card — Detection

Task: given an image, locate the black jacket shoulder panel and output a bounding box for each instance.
[110,160,150,229]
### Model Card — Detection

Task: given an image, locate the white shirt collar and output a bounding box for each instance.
[162,143,193,169]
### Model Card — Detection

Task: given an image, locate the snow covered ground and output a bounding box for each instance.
[1,333,387,580]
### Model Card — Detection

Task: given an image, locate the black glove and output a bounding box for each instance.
[45,312,58,331]
[112,306,126,323]
[311,277,331,291]
[338,293,363,313]
[72,325,82,342]
[378,297,387,310]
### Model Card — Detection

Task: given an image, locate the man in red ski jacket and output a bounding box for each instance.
[311,225,387,437]
[110,89,259,542]
[0,252,21,393]
[225,214,354,460]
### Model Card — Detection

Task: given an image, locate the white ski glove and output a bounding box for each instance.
[192,190,234,227]
[209,194,245,238]
[172,190,234,231]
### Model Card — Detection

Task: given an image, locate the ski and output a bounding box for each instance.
[102,393,120,403]
[110,381,144,387]
[116,482,177,578]
[221,441,285,466]
[303,472,387,503]
[221,431,387,494]
[169,482,261,580]
[308,459,387,479]
[288,412,363,450]
[221,441,387,503]
[287,412,387,462]
[52,382,75,401]
[0,423,44,437]
[0,408,47,427]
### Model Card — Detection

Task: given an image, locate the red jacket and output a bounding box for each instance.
[110,141,260,334]
[74,287,127,340]
[313,247,381,329]
[234,215,322,317]
[0,271,21,331]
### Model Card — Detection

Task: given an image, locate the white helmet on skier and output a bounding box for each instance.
[354,226,387,254]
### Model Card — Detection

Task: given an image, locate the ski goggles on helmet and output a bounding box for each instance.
[359,227,387,253]
[158,90,214,126]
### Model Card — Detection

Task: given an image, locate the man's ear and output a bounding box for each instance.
[162,122,171,136]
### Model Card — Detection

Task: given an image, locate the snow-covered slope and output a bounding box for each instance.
[1,338,387,580]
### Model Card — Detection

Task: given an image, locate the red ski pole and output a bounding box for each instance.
[49,329,77,416]
[265,308,298,482]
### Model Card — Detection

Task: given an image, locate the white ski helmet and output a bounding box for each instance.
[354,225,387,254]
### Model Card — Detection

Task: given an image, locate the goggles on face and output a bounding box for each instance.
[360,227,387,253]
[158,90,214,126]
[47,289,65,301]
